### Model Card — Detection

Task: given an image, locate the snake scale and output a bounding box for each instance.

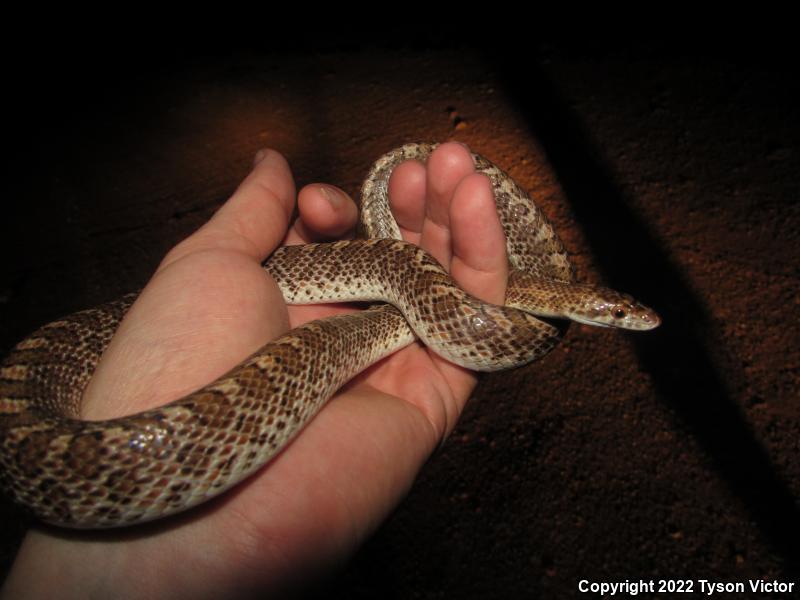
[0,143,659,528]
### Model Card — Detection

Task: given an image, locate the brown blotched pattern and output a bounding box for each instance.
[0,144,658,528]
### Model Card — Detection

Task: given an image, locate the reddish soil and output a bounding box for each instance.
[2,38,798,598]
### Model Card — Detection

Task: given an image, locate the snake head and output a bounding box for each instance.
[570,288,661,331]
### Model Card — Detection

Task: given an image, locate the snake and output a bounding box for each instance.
[0,142,659,529]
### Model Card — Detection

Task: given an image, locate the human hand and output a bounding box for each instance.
[2,142,508,598]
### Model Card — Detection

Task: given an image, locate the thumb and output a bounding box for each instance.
[160,149,298,270]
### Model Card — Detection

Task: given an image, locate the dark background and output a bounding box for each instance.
[2,22,798,598]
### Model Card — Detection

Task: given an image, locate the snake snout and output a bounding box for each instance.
[571,289,661,331]
[609,297,661,331]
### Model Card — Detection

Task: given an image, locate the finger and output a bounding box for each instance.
[387,159,426,244]
[419,142,476,268]
[448,173,508,304]
[286,184,359,245]
[160,149,296,269]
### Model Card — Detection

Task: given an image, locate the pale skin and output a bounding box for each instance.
[1,142,509,598]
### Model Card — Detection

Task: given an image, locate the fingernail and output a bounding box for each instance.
[253,149,267,166]
[319,185,343,208]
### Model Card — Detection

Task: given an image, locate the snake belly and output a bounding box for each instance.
[0,143,571,528]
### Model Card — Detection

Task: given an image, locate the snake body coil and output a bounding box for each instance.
[0,143,659,528]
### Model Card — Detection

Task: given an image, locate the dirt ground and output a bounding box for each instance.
[1,37,798,597]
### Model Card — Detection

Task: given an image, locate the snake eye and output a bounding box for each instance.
[613,307,626,319]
